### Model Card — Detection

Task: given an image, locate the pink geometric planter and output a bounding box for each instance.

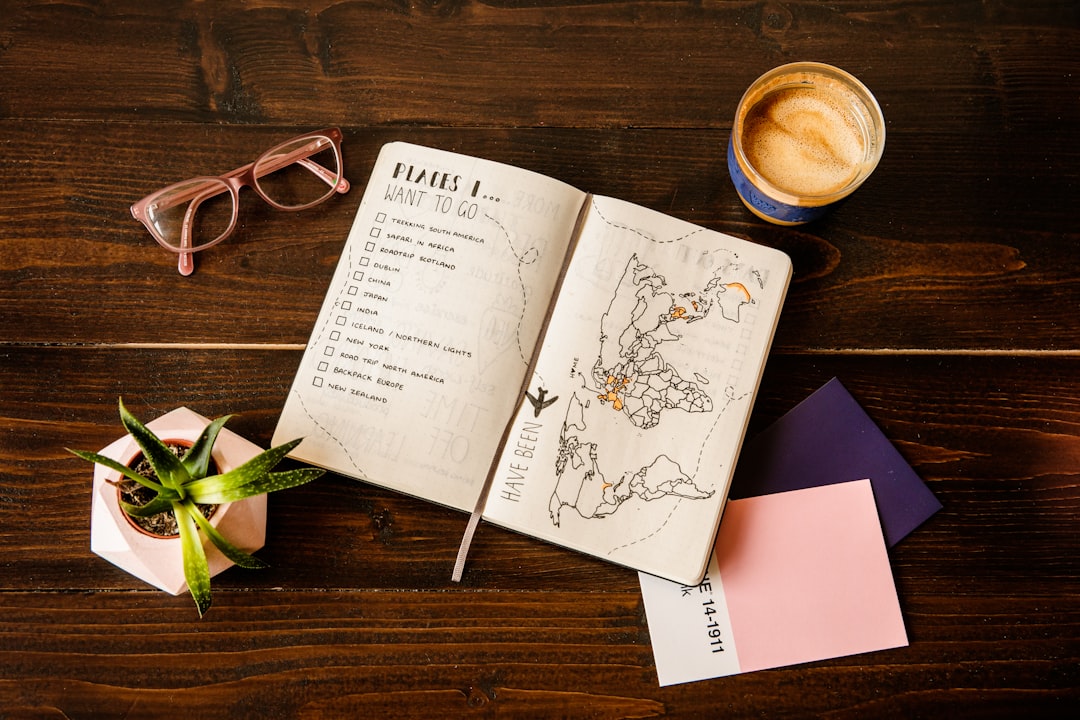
[89,407,267,595]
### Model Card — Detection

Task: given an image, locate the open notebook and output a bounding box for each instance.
[274,142,792,584]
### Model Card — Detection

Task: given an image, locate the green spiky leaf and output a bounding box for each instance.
[183,500,268,570]
[182,437,310,499]
[119,495,173,518]
[223,437,303,479]
[65,448,176,499]
[186,467,325,504]
[181,414,233,479]
[174,501,212,617]
[119,399,191,491]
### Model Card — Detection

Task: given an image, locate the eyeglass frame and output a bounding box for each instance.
[130,127,350,276]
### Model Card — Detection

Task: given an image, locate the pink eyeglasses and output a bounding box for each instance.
[131,128,350,276]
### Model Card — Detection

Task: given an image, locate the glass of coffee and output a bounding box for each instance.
[727,62,885,225]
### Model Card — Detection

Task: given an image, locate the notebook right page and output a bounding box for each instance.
[482,196,792,584]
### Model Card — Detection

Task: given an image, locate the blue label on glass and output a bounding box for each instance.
[727,138,832,224]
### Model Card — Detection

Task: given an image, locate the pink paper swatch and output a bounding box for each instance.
[640,479,908,685]
[716,480,908,672]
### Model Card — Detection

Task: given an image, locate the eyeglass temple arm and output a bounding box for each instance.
[175,188,218,276]
[296,157,350,193]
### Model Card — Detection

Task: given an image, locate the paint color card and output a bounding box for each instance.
[729,377,941,546]
[640,480,908,686]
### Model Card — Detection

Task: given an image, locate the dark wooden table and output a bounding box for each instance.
[2,1,1077,717]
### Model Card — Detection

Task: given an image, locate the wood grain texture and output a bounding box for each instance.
[1,590,1074,718]
[1,123,1076,350]
[1,0,1077,717]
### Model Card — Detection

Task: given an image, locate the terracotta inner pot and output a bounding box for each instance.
[115,441,218,539]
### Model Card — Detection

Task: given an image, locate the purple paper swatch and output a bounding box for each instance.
[729,377,941,546]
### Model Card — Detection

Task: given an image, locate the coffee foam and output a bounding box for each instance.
[741,84,866,197]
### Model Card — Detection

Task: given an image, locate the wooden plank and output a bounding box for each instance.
[2,348,1076,596]
[0,589,1075,717]
[1,2,1077,130]
[0,123,1076,350]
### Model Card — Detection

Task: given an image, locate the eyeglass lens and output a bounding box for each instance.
[146,178,234,251]
[255,135,341,209]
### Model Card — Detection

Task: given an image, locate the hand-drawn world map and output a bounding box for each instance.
[549,252,761,526]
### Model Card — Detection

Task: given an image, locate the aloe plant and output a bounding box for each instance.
[69,398,324,617]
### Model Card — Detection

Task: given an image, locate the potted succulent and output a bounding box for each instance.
[69,399,324,616]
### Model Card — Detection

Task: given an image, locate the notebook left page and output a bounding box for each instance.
[274,142,589,512]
